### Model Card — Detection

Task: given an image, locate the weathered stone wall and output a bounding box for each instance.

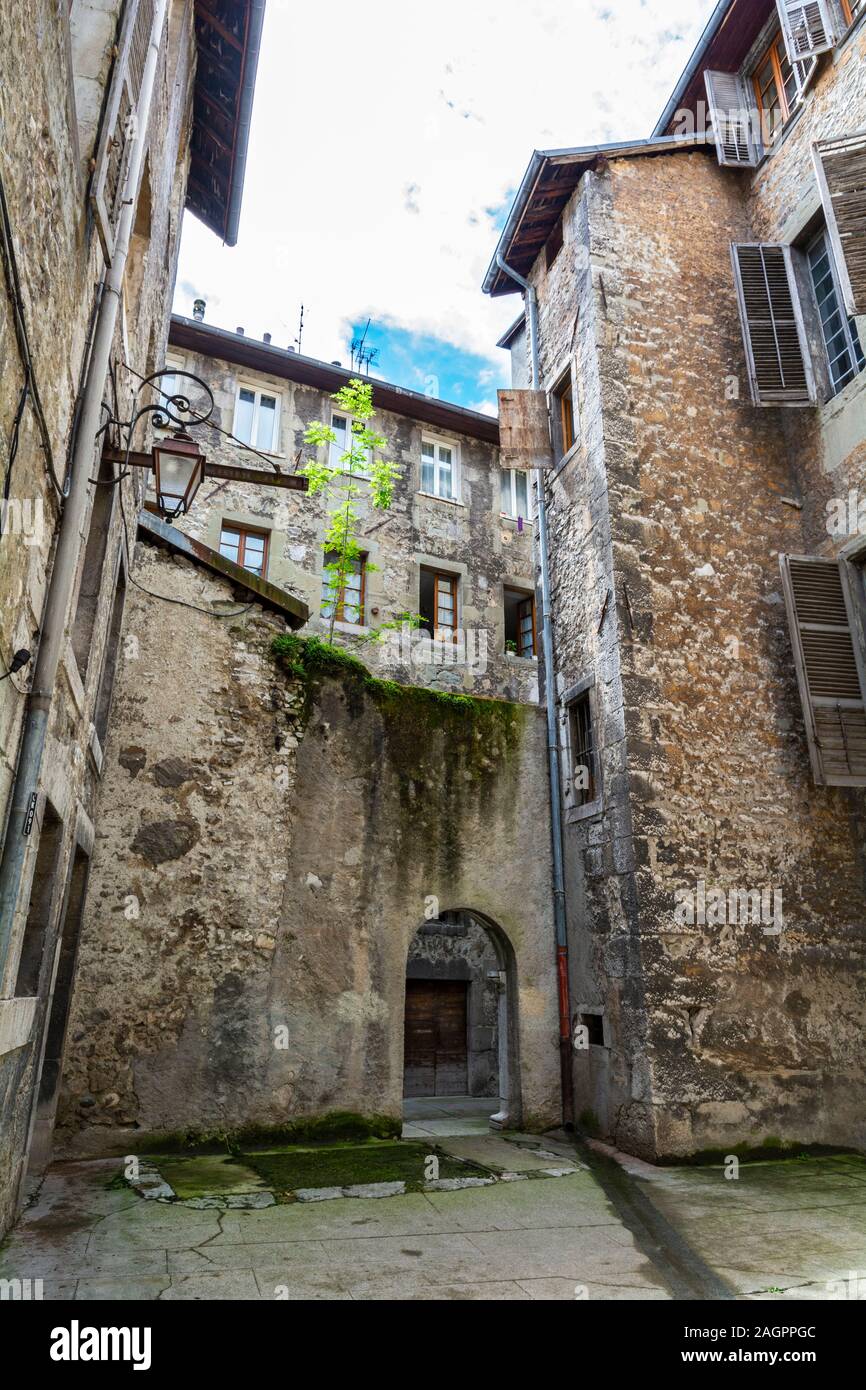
[167,343,540,704]
[56,541,561,1152]
[0,0,194,1234]
[532,132,866,1157]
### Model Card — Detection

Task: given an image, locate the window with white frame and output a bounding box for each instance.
[233,384,281,453]
[154,354,185,431]
[807,228,866,396]
[329,411,372,478]
[420,437,458,501]
[500,468,531,521]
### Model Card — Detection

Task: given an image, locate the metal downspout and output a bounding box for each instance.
[0,0,170,981]
[495,252,573,1127]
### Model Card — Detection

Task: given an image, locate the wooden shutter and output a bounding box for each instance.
[704,71,761,168]
[776,1,841,61]
[730,244,816,405]
[780,555,866,785]
[498,390,554,469]
[91,0,161,258]
[813,132,866,317]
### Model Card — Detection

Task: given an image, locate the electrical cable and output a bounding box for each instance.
[0,168,67,498]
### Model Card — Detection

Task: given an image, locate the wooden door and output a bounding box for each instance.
[403,980,468,1097]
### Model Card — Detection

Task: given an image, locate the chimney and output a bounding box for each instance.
[236,326,245,335]
[263,332,272,345]
[331,361,342,367]
[192,298,206,322]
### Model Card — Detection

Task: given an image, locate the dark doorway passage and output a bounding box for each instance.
[26,846,91,1176]
[404,979,468,1097]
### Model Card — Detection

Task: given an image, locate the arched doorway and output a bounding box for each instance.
[403,909,520,1128]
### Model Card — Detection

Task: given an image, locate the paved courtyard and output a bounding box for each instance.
[2,1113,865,1301]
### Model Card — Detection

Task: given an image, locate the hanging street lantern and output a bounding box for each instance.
[151,427,206,519]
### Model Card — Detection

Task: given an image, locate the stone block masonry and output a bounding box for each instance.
[56,541,562,1153]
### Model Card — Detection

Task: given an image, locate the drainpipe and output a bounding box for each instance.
[495,252,574,1128]
[0,0,170,979]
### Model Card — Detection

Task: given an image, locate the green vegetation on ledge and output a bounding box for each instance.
[271,633,524,745]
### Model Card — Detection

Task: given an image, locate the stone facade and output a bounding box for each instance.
[54,540,560,1152]
[0,0,235,1237]
[499,6,866,1158]
[164,321,541,704]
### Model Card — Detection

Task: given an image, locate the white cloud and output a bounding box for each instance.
[175,0,714,373]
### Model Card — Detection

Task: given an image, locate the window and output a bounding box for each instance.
[71,454,115,680]
[752,30,799,140]
[551,371,576,460]
[330,411,372,478]
[579,1012,605,1047]
[219,524,269,578]
[807,229,866,395]
[321,551,366,626]
[419,568,458,641]
[504,587,536,659]
[93,562,126,749]
[420,438,458,501]
[843,0,864,25]
[500,468,530,521]
[568,690,597,808]
[233,385,280,453]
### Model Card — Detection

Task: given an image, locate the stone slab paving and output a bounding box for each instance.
[597,1146,866,1301]
[3,1142,865,1300]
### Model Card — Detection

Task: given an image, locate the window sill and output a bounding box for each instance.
[322,619,371,637]
[505,652,538,666]
[565,797,604,825]
[551,440,582,480]
[500,513,535,528]
[0,997,36,1058]
[416,491,464,508]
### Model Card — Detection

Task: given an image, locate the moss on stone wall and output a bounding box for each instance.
[272,633,526,768]
[272,634,529,882]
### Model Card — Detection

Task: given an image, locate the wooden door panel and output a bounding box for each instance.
[404,980,468,1097]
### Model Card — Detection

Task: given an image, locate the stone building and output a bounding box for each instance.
[164,314,541,703]
[48,321,563,1156]
[485,0,866,1159]
[0,0,264,1236]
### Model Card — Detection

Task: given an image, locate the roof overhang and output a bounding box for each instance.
[169,316,501,444]
[187,0,266,247]
[496,314,527,350]
[483,135,710,298]
[138,509,309,626]
[653,0,774,137]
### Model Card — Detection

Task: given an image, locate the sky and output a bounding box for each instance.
[174,0,717,414]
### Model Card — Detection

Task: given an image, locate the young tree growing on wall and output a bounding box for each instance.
[302,379,404,645]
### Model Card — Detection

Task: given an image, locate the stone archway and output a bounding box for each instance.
[403,909,521,1129]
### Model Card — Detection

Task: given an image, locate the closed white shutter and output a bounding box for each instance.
[776,1,841,61]
[813,131,866,317]
[90,0,161,257]
[704,70,761,167]
[731,244,816,405]
[780,555,866,786]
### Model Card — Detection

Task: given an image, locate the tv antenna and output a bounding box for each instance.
[350,318,379,375]
[294,304,304,354]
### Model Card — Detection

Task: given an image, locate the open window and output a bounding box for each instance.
[813,132,866,319]
[504,587,536,659]
[806,227,865,396]
[419,568,458,642]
